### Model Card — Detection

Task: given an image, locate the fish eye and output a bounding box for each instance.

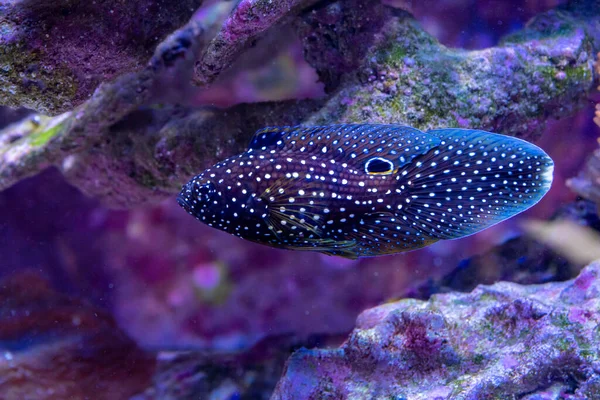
[365,157,395,175]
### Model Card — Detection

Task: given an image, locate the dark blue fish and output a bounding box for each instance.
[177,124,553,259]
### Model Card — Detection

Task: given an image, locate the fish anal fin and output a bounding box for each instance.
[284,238,358,259]
[321,248,359,260]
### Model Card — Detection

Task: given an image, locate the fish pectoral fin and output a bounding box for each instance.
[265,208,324,236]
[260,180,328,237]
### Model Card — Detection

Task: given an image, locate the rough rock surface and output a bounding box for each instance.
[136,335,342,400]
[273,261,600,399]
[303,1,598,138]
[0,0,204,114]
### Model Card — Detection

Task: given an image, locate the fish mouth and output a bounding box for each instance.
[177,192,192,213]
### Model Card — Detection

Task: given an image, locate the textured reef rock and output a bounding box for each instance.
[303,0,598,137]
[0,271,155,400]
[0,0,316,114]
[408,198,600,299]
[0,0,599,208]
[273,261,600,400]
[136,335,342,400]
[0,0,205,114]
[193,0,321,87]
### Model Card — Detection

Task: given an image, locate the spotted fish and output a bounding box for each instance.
[177,124,554,259]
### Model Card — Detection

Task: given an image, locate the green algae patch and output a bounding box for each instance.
[552,311,572,329]
[374,19,439,66]
[29,123,62,147]
[537,64,593,93]
[0,41,78,115]
[24,113,71,147]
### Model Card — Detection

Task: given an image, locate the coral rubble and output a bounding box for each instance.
[273,261,600,399]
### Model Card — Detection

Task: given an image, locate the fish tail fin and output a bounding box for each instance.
[397,128,553,240]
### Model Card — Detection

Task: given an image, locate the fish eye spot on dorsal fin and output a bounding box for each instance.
[248,127,290,150]
[365,157,395,175]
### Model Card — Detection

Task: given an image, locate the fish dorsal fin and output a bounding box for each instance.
[247,124,441,173]
[248,127,294,150]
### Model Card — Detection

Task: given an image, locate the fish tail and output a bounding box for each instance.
[397,128,553,240]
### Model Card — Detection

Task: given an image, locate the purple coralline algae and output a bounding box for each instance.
[273,261,600,400]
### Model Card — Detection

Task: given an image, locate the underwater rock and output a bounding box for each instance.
[273,261,600,399]
[0,271,155,400]
[303,0,599,138]
[295,0,393,92]
[408,199,600,299]
[568,139,600,205]
[59,100,324,208]
[0,0,233,196]
[0,0,205,114]
[194,0,320,86]
[136,335,342,400]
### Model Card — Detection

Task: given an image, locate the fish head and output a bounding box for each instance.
[177,158,271,233]
[177,174,221,218]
